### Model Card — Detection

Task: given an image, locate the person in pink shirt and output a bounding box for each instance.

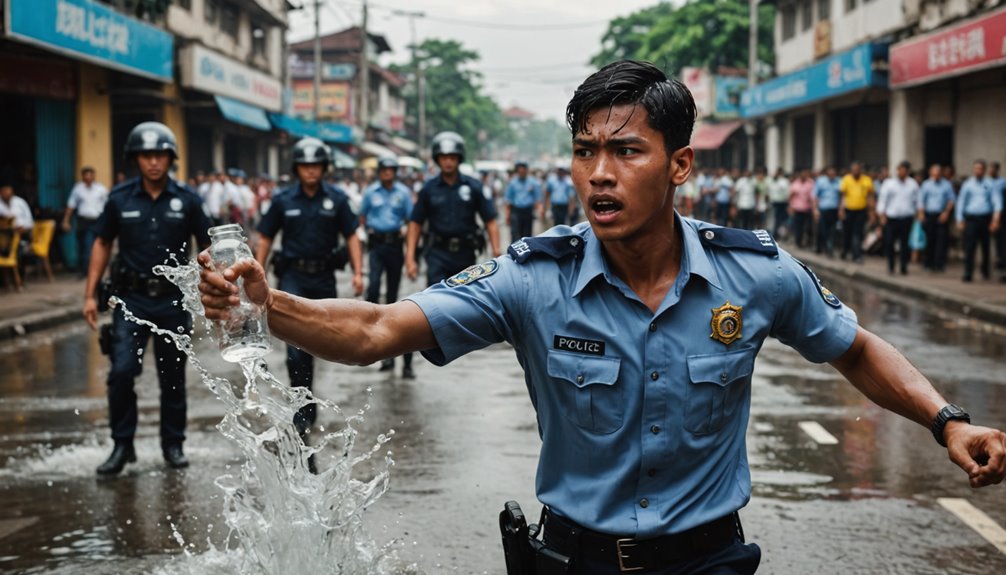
[788,169,816,248]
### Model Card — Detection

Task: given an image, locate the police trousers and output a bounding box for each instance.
[962,215,993,280]
[816,209,838,256]
[510,206,535,241]
[842,209,867,261]
[278,270,337,433]
[367,241,412,367]
[883,216,913,273]
[75,217,98,276]
[922,213,949,271]
[570,540,761,575]
[552,204,570,227]
[107,293,191,446]
[425,247,475,286]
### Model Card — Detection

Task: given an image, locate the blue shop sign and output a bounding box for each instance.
[268,113,357,144]
[5,0,174,81]
[741,43,888,118]
[713,76,748,118]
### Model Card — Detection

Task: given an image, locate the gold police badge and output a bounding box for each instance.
[710,301,743,345]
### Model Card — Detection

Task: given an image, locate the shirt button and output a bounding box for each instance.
[576,374,584,384]
[649,323,656,333]
[650,425,661,435]
[720,373,728,383]
[650,371,659,381]
[639,498,649,508]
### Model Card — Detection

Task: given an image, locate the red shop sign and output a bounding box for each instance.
[890,6,1006,88]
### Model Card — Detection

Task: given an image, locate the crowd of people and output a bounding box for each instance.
[676,160,1005,282]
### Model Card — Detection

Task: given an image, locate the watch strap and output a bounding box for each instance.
[931,404,971,447]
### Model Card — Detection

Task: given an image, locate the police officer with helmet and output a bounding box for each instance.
[255,137,363,439]
[406,131,501,285]
[360,156,416,378]
[85,121,211,475]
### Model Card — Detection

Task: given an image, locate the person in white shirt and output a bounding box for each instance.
[206,172,227,226]
[877,161,921,275]
[734,170,757,229]
[196,170,211,200]
[62,166,109,277]
[0,177,34,285]
[768,168,791,237]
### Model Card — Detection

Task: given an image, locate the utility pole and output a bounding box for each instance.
[394,10,426,150]
[313,0,322,121]
[745,0,758,171]
[358,0,370,132]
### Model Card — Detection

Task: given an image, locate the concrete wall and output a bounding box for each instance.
[166,0,285,78]
[162,84,188,182]
[954,78,1006,168]
[75,64,112,186]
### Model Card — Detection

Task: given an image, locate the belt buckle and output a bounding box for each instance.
[448,237,460,252]
[616,538,644,573]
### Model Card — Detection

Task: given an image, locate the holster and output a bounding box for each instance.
[500,501,572,575]
[96,278,113,313]
[332,246,349,271]
[271,252,288,276]
[98,323,113,356]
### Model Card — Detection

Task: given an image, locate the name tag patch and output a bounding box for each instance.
[121,210,141,218]
[285,209,301,217]
[554,335,605,356]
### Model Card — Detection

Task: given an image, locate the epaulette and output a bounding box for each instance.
[697,225,778,256]
[507,235,585,264]
[110,177,140,195]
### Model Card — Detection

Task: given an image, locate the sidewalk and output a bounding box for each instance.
[0,273,85,339]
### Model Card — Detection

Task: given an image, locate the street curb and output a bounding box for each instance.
[797,252,1006,326]
[0,306,82,340]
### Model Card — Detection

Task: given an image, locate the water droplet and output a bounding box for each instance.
[73,409,80,415]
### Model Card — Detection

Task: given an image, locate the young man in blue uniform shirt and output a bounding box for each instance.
[916,163,955,272]
[255,138,363,437]
[545,167,575,226]
[360,156,416,379]
[85,122,211,475]
[955,160,1003,282]
[505,161,543,240]
[199,61,1005,573]
[813,166,841,257]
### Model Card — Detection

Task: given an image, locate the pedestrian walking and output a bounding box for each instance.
[198,60,1006,575]
[62,166,109,277]
[989,161,1006,273]
[814,167,841,257]
[504,161,542,240]
[713,168,734,226]
[917,163,955,272]
[544,167,575,226]
[205,172,227,226]
[84,121,211,475]
[734,169,757,229]
[768,167,790,238]
[255,137,364,441]
[406,131,501,286]
[839,161,874,263]
[956,160,1003,282]
[877,161,920,275]
[360,157,415,379]
[788,169,815,248]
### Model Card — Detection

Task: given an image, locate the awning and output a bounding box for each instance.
[391,136,419,154]
[267,112,355,144]
[332,148,357,169]
[215,96,271,131]
[690,121,743,150]
[360,140,397,158]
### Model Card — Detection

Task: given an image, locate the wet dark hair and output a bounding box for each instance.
[566,60,696,155]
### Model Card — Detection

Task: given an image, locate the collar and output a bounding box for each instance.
[127,177,181,199]
[571,214,721,297]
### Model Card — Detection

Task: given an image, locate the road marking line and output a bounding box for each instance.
[798,421,839,444]
[938,498,1006,554]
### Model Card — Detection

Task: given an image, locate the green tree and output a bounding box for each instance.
[590,0,774,78]
[391,39,510,160]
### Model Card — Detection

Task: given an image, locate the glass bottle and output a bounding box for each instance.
[207,224,272,362]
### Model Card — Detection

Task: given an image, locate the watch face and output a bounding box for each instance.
[946,404,968,418]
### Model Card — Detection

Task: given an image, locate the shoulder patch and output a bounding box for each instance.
[795,259,842,308]
[698,226,778,256]
[507,235,584,264]
[445,260,499,287]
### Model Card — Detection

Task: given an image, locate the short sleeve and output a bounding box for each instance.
[359,191,372,217]
[405,256,524,366]
[189,196,212,248]
[67,186,79,209]
[257,195,283,238]
[476,180,498,221]
[93,197,119,241]
[410,186,429,224]
[770,250,859,363]
[400,187,414,216]
[337,196,359,236]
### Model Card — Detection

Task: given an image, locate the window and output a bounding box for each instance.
[252,24,267,58]
[782,4,797,41]
[845,0,858,13]
[205,0,219,24]
[220,2,239,38]
[818,0,830,21]
[801,0,813,31]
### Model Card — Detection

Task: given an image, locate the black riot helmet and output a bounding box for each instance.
[291,137,332,169]
[431,131,466,162]
[124,121,178,161]
[377,156,399,171]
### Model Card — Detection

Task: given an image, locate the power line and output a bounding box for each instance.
[335,0,608,31]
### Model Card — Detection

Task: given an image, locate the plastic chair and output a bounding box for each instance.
[30,220,55,282]
[0,230,22,291]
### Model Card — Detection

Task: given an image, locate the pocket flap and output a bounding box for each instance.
[547,350,620,388]
[687,348,754,387]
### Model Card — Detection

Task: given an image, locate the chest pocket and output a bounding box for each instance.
[547,350,623,434]
[685,348,754,435]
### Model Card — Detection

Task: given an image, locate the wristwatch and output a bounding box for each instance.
[931,404,971,447]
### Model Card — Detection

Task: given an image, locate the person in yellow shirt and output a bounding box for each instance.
[839,161,874,263]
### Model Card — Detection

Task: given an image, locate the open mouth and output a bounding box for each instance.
[590,197,624,221]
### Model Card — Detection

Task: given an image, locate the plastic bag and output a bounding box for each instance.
[909,219,927,250]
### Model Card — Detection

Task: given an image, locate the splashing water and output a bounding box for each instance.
[97,257,419,574]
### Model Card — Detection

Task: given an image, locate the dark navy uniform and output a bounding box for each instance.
[257,181,358,432]
[410,172,497,285]
[95,177,211,448]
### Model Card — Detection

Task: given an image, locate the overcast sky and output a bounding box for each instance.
[287,0,663,122]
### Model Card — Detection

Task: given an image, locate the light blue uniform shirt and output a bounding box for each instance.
[505,177,543,209]
[407,218,858,538]
[360,181,413,232]
[814,176,841,210]
[918,178,955,214]
[715,176,733,204]
[956,176,1003,222]
[546,175,574,206]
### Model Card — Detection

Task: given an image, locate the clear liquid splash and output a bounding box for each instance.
[101,257,420,574]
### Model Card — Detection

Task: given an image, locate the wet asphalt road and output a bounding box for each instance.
[0,271,1004,575]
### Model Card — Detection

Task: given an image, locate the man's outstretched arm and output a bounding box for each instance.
[830,326,1006,488]
[198,253,436,366]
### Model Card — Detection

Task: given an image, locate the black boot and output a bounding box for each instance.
[401,364,415,380]
[378,358,394,372]
[162,443,189,469]
[96,442,136,476]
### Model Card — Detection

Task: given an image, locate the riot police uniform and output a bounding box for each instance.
[93,122,211,474]
[257,138,359,433]
[411,132,498,285]
[406,218,859,573]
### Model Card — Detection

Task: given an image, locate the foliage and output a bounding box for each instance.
[391,39,510,160]
[511,118,572,162]
[590,0,775,78]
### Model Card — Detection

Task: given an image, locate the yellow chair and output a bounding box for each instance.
[0,230,22,291]
[30,220,55,282]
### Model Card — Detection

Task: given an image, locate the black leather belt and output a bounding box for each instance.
[115,274,178,298]
[368,230,403,244]
[542,509,741,572]
[431,232,478,253]
[289,258,334,275]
